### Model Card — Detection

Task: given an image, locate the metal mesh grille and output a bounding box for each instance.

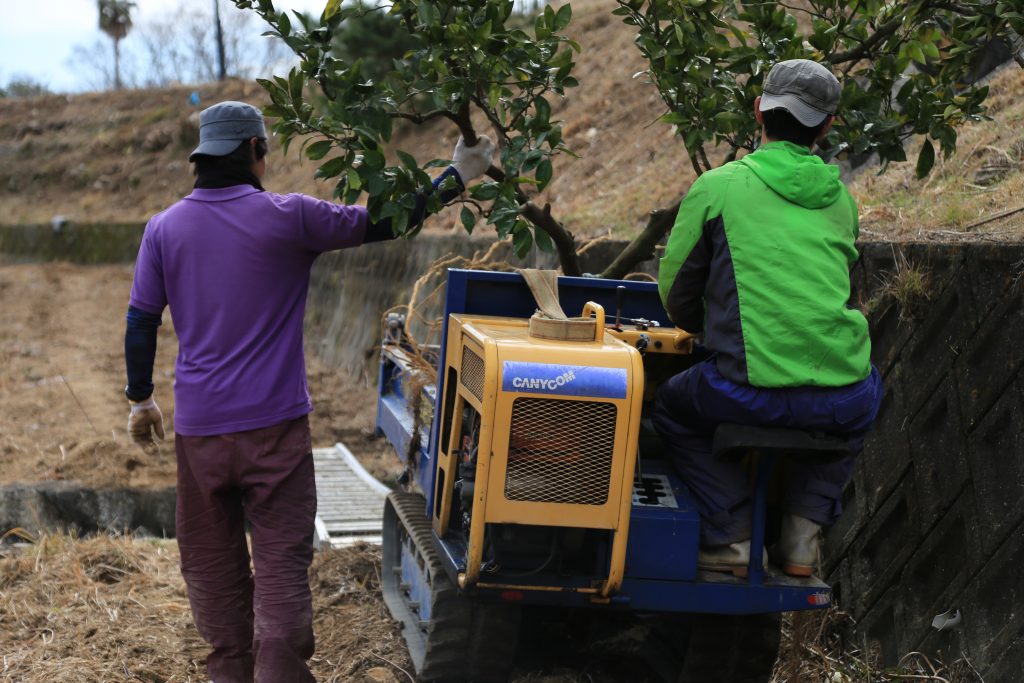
[504,398,617,505]
[460,346,485,400]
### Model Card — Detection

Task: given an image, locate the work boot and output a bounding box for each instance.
[772,513,822,577]
[698,541,767,578]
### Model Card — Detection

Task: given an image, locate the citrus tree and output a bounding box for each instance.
[236,0,1023,277]
[602,0,1024,278]
[233,0,586,273]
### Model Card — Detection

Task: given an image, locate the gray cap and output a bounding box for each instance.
[759,59,841,127]
[188,101,267,161]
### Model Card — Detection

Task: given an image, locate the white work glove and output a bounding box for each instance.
[128,397,165,455]
[451,135,496,183]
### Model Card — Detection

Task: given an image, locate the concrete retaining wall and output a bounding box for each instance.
[0,222,145,264]
[826,242,1024,680]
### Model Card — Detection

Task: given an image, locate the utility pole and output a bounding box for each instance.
[213,0,227,80]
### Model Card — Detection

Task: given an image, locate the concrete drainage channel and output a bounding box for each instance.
[0,442,388,543]
[0,482,176,538]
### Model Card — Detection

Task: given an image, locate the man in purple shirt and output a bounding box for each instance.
[124,100,494,683]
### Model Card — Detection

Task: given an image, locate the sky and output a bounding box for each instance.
[0,0,327,92]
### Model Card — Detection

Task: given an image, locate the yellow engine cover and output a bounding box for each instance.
[432,312,645,589]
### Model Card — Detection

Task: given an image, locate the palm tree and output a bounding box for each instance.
[98,0,136,90]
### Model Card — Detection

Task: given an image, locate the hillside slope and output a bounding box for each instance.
[0,0,1021,242]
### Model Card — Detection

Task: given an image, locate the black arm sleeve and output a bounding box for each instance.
[124,306,162,401]
[362,166,466,243]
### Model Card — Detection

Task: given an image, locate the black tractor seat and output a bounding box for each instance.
[708,423,852,583]
[712,423,851,463]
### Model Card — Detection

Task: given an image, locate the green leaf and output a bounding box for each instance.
[536,158,553,191]
[469,183,500,201]
[908,42,927,65]
[553,4,572,32]
[289,70,303,103]
[306,140,332,160]
[535,12,551,39]
[315,157,347,180]
[534,96,551,125]
[915,138,935,179]
[346,168,362,191]
[323,0,342,21]
[460,206,476,233]
[512,222,533,258]
[417,1,436,27]
[396,149,418,169]
[549,47,573,69]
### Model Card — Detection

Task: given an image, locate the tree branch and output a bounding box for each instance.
[698,147,713,174]
[390,110,450,124]
[449,100,479,145]
[688,152,704,177]
[521,201,583,276]
[598,199,680,280]
[485,165,581,276]
[827,12,908,64]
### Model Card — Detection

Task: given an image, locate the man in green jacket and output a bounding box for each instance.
[652,59,882,576]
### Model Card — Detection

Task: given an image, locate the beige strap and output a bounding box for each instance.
[518,268,598,342]
[518,268,567,320]
[528,316,598,341]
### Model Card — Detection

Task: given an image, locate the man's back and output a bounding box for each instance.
[130,187,367,435]
[659,140,870,388]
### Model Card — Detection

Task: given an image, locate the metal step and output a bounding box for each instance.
[312,442,391,548]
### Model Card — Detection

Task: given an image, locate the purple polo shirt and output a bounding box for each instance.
[129,186,368,436]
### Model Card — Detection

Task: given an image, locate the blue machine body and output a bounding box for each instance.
[376,269,832,615]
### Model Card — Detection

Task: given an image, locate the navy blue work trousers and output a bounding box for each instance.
[652,359,883,546]
[175,415,317,683]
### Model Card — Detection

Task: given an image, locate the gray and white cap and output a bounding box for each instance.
[188,101,267,161]
[759,59,841,127]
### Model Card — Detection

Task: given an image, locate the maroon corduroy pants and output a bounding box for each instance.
[175,415,317,683]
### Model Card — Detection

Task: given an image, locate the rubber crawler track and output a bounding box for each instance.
[382,491,521,682]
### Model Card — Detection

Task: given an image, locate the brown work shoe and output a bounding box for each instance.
[698,541,767,578]
[771,514,822,577]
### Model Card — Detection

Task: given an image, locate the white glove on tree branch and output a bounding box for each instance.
[128,397,165,455]
[451,135,496,183]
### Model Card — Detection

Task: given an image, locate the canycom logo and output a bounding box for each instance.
[511,369,577,391]
[502,361,627,399]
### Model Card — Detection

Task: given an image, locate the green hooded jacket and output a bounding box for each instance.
[658,141,871,387]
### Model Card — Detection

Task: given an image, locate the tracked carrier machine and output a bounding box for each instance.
[376,270,843,682]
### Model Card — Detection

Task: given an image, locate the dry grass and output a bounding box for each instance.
[774,609,985,683]
[0,533,994,683]
[851,65,1024,243]
[0,534,205,682]
[0,534,411,683]
[862,246,932,321]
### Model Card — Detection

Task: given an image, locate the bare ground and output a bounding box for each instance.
[0,262,400,489]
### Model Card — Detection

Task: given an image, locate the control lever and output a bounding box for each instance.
[615,285,625,331]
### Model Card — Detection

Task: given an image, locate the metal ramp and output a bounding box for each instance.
[312,443,390,548]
